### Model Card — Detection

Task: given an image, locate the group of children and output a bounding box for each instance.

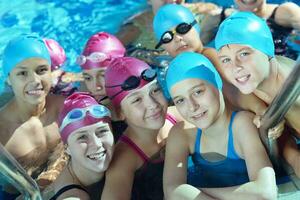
[1,0,300,199]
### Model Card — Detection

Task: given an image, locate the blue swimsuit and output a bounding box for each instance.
[187,112,250,188]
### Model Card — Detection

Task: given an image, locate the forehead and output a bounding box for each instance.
[171,78,205,95]
[13,57,50,70]
[69,122,110,136]
[83,68,106,75]
[126,80,158,97]
[219,44,253,54]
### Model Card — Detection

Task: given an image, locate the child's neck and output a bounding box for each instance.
[126,124,161,144]
[13,97,46,122]
[203,106,231,138]
[70,161,104,187]
[254,59,282,104]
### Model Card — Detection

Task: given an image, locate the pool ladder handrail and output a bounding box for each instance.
[259,57,300,171]
[0,143,42,200]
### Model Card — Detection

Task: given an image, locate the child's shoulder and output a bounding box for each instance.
[232,111,257,135]
[168,120,197,145]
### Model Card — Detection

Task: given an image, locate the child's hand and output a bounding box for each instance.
[268,120,285,140]
[253,114,285,140]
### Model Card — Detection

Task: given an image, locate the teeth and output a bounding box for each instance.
[27,89,43,95]
[193,111,206,119]
[87,151,105,160]
[236,75,249,82]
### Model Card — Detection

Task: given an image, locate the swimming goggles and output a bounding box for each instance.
[155,20,197,49]
[106,68,157,99]
[76,52,110,65]
[59,104,111,131]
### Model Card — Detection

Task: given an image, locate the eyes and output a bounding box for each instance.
[76,128,110,142]
[220,50,251,65]
[16,65,50,77]
[129,85,162,105]
[83,73,105,82]
[173,88,204,106]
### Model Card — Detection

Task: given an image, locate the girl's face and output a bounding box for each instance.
[162,27,203,57]
[218,44,270,94]
[171,78,221,129]
[234,0,265,11]
[120,81,168,130]
[8,58,51,105]
[67,121,114,173]
[82,68,107,100]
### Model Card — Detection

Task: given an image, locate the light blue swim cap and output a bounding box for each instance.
[166,52,222,94]
[2,34,51,78]
[153,4,200,41]
[215,11,274,57]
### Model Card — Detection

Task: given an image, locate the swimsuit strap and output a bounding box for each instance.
[119,135,149,163]
[50,184,88,200]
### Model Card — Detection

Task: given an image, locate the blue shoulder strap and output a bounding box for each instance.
[194,128,202,154]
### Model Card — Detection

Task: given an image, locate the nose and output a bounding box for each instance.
[145,95,159,110]
[90,134,103,148]
[29,72,41,84]
[94,79,103,91]
[233,58,244,73]
[174,33,183,42]
[188,97,199,112]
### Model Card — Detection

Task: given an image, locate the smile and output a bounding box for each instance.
[235,74,251,84]
[87,150,106,160]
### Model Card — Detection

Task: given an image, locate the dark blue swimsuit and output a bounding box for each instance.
[187,112,250,188]
[267,7,298,60]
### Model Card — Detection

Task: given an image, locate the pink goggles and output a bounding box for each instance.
[76,52,110,66]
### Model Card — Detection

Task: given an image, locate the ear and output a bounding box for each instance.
[65,144,71,156]
[117,107,126,121]
[6,76,11,86]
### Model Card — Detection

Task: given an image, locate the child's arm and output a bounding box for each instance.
[163,123,190,200]
[101,143,137,200]
[276,2,300,31]
[201,111,277,200]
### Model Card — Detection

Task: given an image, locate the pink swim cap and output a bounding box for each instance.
[58,92,111,143]
[105,57,153,108]
[79,32,126,70]
[43,38,66,71]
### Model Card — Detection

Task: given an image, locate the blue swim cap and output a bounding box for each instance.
[2,34,51,78]
[166,52,222,94]
[215,11,274,57]
[153,4,200,41]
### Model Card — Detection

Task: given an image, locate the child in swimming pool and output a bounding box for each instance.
[101,57,179,200]
[78,32,127,141]
[43,92,114,200]
[164,52,277,200]
[215,11,300,177]
[0,34,65,193]
[44,38,80,96]
[153,4,276,128]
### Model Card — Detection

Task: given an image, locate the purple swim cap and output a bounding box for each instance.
[79,32,126,70]
[105,57,152,108]
[44,38,66,71]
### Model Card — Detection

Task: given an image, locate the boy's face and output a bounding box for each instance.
[218,44,270,94]
[162,26,203,57]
